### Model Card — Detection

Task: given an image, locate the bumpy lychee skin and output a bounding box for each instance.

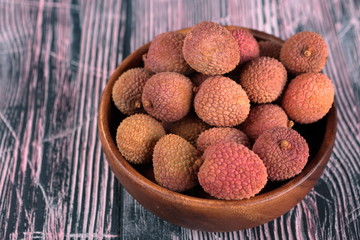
[239,57,287,103]
[194,76,250,127]
[258,40,282,60]
[153,134,202,192]
[183,21,240,75]
[280,31,328,74]
[116,114,166,164]
[164,114,210,146]
[196,127,250,152]
[142,72,194,122]
[143,32,192,75]
[282,72,335,124]
[112,68,152,115]
[252,127,309,181]
[241,104,290,140]
[198,142,268,200]
[231,29,260,65]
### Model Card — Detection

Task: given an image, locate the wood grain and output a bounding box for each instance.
[0,0,359,239]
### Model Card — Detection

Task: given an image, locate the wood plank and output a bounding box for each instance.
[0,0,126,239]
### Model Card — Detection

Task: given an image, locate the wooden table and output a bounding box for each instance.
[1,0,359,239]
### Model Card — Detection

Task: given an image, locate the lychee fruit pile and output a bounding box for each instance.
[111,21,335,200]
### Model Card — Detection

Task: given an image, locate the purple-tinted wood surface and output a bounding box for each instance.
[0,0,359,239]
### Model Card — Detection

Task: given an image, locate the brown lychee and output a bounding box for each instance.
[258,40,282,60]
[198,142,268,200]
[239,57,287,103]
[112,68,152,115]
[116,114,166,164]
[194,76,250,127]
[143,32,192,75]
[142,72,194,122]
[153,134,202,192]
[281,72,335,124]
[241,104,291,140]
[183,21,240,75]
[163,113,210,146]
[196,127,250,152]
[252,127,309,181]
[280,31,328,74]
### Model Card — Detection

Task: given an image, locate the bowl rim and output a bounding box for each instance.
[98,26,338,207]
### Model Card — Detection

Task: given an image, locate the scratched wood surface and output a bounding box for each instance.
[0,0,359,239]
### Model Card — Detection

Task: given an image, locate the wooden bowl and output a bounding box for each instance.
[98,26,337,232]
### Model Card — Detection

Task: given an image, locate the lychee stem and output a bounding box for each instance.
[134,100,142,109]
[287,120,294,128]
[303,49,312,57]
[142,100,153,109]
[279,140,292,150]
[193,86,199,93]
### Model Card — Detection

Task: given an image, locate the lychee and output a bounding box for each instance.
[112,68,152,115]
[194,76,250,127]
[241,104,291,140]
[142,72,194,122]
[153,134,202,192]
[164,113,210,146]
[183,21,240,75]
[281,72,335,124]
[280,31,328,74]
[198,142,268,200]
[116,114,166,164]
[239,57,287,103]
[231,29,260,64]
[196,127,250,152]
[252,127,309,181]
[143,32,192,75]
[258,40,282,60]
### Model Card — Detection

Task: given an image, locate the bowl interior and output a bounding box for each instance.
[102,26,337,201]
